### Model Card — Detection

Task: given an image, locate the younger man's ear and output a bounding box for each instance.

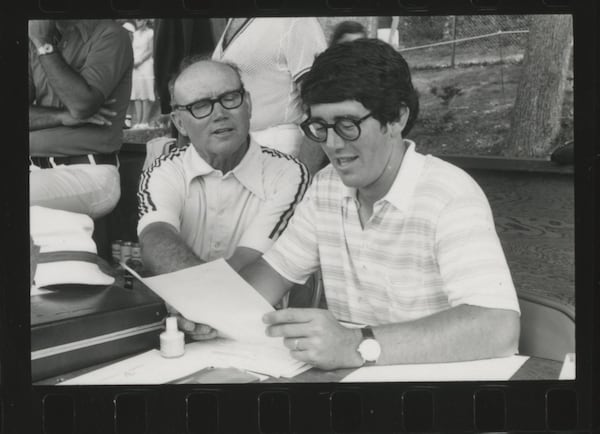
[389,106,410,138]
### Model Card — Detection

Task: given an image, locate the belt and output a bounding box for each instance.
[30,152,119,169]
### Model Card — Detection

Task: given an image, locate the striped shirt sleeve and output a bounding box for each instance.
[262,180,321,285]
[435,192,521,314]
[136,148,186,236]
[237,147,310,254]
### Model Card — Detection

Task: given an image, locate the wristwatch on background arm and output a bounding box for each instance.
[37,43,56,56]
[356,326,381,365]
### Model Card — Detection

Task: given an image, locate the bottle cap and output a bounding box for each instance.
[166,316,179,333]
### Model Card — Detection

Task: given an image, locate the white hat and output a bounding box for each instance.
[30,206,115,288]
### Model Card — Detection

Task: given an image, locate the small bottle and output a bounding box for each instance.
[160,317,185,358]
[120,241,133,264]
[111,240,123,268]
[127,243,144,271]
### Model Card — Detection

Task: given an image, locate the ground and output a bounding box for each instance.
[409,60,574,158]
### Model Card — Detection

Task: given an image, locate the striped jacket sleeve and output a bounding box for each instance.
[236,147,310,254]
[136,146,187,237]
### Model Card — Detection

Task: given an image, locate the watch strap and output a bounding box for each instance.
[361,326,375,340]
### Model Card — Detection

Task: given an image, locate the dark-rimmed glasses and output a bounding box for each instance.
[300,112,373,142]
[173,87,245,119]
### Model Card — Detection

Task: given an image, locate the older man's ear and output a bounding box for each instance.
[170,111,188,138]
[244,90,252,119]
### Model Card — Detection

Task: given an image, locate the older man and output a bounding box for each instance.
[137,58,309,337]
[29,19,132,219]
[241,39,520,370]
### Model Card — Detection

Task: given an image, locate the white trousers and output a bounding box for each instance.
[251,123,304,157]
[30,164,121,219]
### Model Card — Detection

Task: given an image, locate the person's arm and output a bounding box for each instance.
[33,52,105,119]
[29,104,115,131]
[226,246,262,273]
[263,304,520,370]
[139,221,204,275]
[239,257,295,306]
[28,20,117,119]
[139,222,219,340]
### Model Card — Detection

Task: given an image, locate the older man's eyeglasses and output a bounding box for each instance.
[300,112,373,143]
[173,87,245,119]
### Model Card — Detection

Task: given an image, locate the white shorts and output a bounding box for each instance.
[30,163,121,219]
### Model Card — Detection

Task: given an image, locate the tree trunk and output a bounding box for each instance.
[506,15,572,158]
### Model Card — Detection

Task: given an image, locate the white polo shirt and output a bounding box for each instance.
[212,18,327,133]
[263,141,520,325]
[137,138,310,261]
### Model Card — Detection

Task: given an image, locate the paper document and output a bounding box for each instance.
[559,353,575,380]
[61,339,310,384]
[341,355,529,382]
[123,259,276,345]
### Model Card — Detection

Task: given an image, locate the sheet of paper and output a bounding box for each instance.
[123,259,277,345]
[341,355,529,382]
[60,339,309,384]
[559,352,575,380]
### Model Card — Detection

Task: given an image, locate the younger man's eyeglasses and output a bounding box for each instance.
[300,112,373,142]
[173,87,245,119]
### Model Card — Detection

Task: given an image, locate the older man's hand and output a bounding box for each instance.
[263,308,364,370]
[28,20,58,47]
[165,304,218,341]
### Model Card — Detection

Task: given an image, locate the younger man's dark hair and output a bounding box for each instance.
[301,38,419,136]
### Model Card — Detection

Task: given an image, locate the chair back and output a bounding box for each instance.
[518,292,575,362]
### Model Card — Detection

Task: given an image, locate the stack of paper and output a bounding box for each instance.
[61,339,309,385]
[62,259,308,384]
[340,355,530,382]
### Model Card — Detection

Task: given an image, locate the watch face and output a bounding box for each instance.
[358,338,381,362]
[39,43,54,55]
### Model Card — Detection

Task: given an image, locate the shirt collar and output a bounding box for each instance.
[183,137,265,200]
[341,140,425,213]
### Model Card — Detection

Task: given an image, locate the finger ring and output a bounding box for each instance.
[294,338,299,351]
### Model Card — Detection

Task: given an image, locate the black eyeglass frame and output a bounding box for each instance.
[300,112,374,143]
[172,86,246,119]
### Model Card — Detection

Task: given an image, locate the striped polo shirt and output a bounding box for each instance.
[263,141,520,325]
[137,138,310,261]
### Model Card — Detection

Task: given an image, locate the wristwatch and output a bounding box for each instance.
[37,43,56,56]
[356,326,381,365]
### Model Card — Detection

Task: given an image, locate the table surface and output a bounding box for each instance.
[36,352,563,385]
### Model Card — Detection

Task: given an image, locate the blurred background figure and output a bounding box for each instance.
[330,20,367,45]
[153,18,225,141]
[131,19,155,129]
[29,19,132,219]
[212,17,327,157]
[120,20,135,129]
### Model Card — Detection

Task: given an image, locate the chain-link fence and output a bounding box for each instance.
[395,15,530,69]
